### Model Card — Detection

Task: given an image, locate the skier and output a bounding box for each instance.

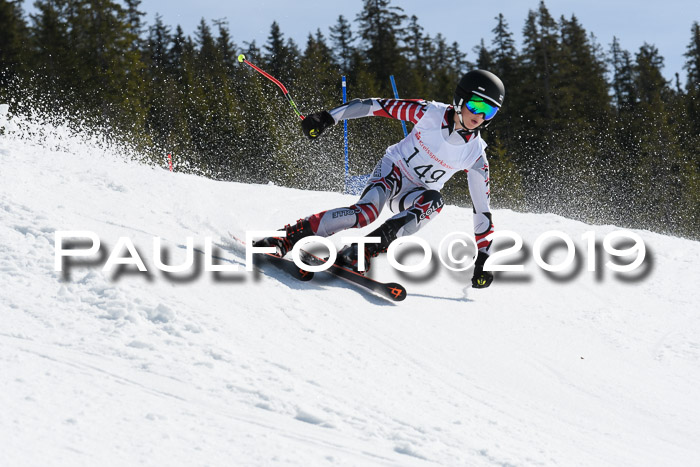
[254,70,504,288]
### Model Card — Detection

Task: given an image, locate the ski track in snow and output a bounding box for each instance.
[1,111,700,466]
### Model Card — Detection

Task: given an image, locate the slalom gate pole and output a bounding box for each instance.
[237,54,305,120]
[389,75,408,137]
[342,76,349,193]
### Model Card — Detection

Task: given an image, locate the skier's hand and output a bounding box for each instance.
[471,251,493,288]
[302,110,335,139]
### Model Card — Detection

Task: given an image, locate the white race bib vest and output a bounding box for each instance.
[385,101,487,190]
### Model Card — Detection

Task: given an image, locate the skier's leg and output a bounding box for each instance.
[385,188,445,237]
[298,157,401,237]
[253,157,400,256]
[337,188,445,272]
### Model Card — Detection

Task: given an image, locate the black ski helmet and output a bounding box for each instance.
[453,69,505,129]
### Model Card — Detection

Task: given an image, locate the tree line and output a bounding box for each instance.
[1,0,699,239]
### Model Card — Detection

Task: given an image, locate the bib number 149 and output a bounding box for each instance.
[404,147,446,185]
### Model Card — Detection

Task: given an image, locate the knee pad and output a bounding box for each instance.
[411,190,444,221]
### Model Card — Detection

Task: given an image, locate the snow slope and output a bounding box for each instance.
[2,109,700,466]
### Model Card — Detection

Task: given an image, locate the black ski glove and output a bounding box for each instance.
[301,110,335,139]
[471,251,494,289]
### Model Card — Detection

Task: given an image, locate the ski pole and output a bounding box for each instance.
[389,75,408,137]
[237,54,305,120]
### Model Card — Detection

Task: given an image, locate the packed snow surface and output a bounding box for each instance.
[1,108,699,466]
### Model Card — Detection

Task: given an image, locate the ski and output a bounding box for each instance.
[227,232,405,301]
[297,249,407,302]
[226,232,313,281]
[257,251,314,282]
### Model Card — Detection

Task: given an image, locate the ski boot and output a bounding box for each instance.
[252,219,314,257]
[336,221,397,274]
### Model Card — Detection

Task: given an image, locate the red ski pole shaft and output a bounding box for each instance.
[237,54,305,120]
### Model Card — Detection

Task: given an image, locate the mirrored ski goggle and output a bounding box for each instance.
[465,95,499,120]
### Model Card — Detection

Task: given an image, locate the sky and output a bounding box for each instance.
[130,0,697,84]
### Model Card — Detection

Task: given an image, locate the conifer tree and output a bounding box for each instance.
[123,0,145,49]
[683,22,700,141]
[557,14,609,125]
[684,22,700,91]
[214,19,237,74]
[520,4,560,128]
[404,15,423,66]
[263,21,299,83]
[355,0,407,94]
[634,43,668,108]
[147,14,172,70]
[329,15,355,75]
[609,37,637,112]
[0,0,28,93]
[474,39,494,70]
[491,13,518,78]
[144,14,173,149]
[28,0,75,106]
[486,13,521,151]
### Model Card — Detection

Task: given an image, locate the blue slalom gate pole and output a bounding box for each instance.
[389,75,408,137]
[342,76,349,193]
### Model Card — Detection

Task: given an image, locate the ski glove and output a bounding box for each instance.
[471,251,494,289]
[302,110,335,139]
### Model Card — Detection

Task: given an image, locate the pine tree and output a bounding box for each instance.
[486,13,521,152]
[609,37,637,112]
[123,0,145,49]
[634,43,668,108]
[491,13,518,77]
[399,14,429,97]
[169,25,186,74]
[214,19,237,74]
[263,21,299,83]
[520,3,560,128]
[421,33,460,102]
[147,14,171,70]
[557,15,610,125]
[28,0,148,132]
[329,15,355,75]
[448,42,467,79]
[143,15,199,165]
[28,0,75,107]
[300,29,338,107]
[534,1,559,123]
[683,22,700,143]
[684,22,700,92]
[0,0,29,93]
[474,39,493,70]
[355,0,407,94]
[194,18,220,73]
[404,15,423,65]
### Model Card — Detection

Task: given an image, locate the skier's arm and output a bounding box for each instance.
[467,154,494,288]
[467,154,493,253]
[302,98,427,140]
[329,98,427,124]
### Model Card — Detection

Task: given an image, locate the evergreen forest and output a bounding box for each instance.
[1,0,699,239]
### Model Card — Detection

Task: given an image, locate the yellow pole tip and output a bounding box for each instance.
[237,54,246,63]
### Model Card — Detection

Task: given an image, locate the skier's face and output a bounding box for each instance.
[456,104,485,130]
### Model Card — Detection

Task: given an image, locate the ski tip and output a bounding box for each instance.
[385,283,407,301]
